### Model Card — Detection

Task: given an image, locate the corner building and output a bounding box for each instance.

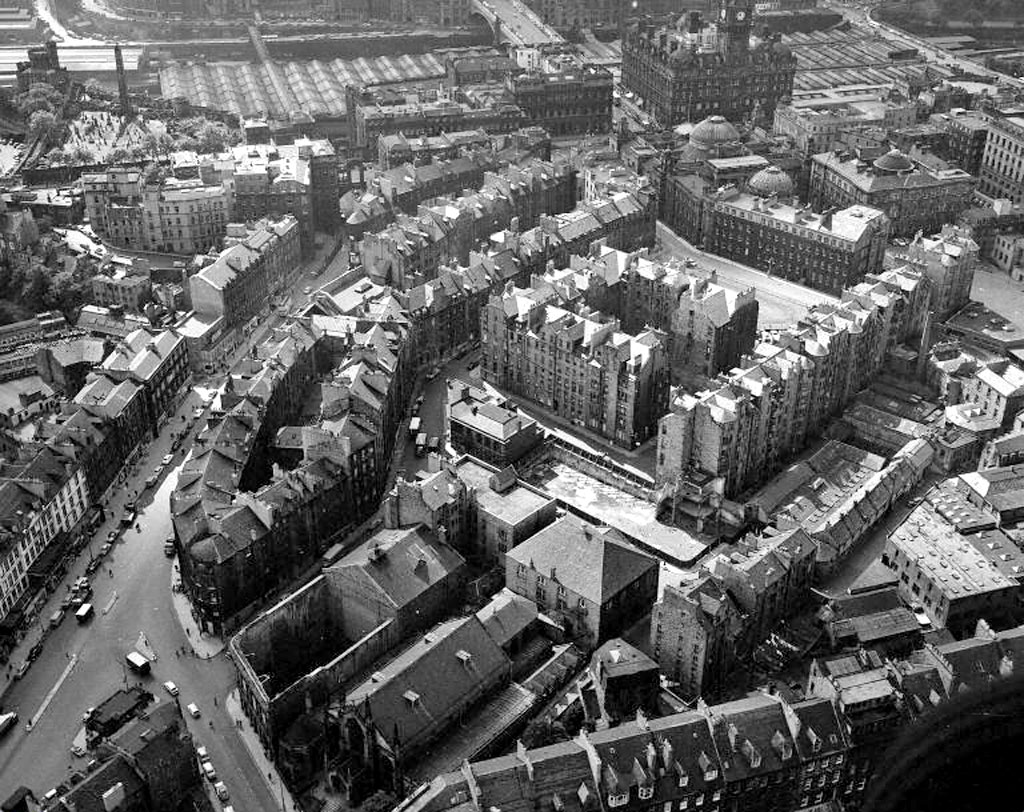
[622,0,797,129]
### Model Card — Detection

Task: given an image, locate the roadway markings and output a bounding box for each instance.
[26,653,78,730]
[103,592,118,615]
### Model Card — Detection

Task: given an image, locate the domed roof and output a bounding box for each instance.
[689,115,741,150]
[873,149,914,174]
[748,165,794,198]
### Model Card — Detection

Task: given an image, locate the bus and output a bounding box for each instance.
[125,651,150,675]
[76,603,94,623]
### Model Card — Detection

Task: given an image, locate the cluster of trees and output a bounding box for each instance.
[882,0,1024,28]
[0,247,93,320]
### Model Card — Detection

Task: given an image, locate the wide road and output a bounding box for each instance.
[655,222,837,329]
[0,241,337,806]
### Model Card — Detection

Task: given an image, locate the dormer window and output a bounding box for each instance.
[608,793,629,808]
[638,787,654,801]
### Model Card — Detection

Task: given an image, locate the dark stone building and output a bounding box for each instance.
[507,67,613,137]
[622,0,796,130]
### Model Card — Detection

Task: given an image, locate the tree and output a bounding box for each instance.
[67,146,95,166]
[521,717,568,749]
[360,791,397,812]
[28,110,57,141]
[141,131,173,160]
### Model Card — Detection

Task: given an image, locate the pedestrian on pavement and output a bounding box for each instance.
[213,696,217,707]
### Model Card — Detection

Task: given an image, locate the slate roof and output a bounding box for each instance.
[329,524,465,610]
[507,514,657,606]
[347,614,510,748]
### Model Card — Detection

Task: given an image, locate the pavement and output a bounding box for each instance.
[225,689,298,812]
[170,562,225,661]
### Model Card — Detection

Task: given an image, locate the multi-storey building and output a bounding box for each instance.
[378,129,492,169]
[941,111,990,176]
[652,573,742,700]
[774,99,917,158]
[482,282,671,448]
[99,328,190,434]
[505,514,658,647]
[81,168,232,255]
[958,361,1024,431]
[507,66,613,137]
[0,448,88,631]
[807,148,976,238]
[656,271,919,497]
[400,691,852,812]
[888,224,978,320]
[90,269,152,313]
[348,86,525,156]
[698,172,890,295]
[621,0,797,129]
[446,380,545,468]
[189,216,301,329]
[883,491,1024,636]
[360,160,577,289]
[979,113,1024,204]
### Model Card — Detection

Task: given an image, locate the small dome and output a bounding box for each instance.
[689,115,741,150]
[873,149,914,174]
[748,165,794,198]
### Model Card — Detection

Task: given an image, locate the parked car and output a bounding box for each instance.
[187,703,201,718]
[196,745,208,761]
[106,530,118,543]
[13,661,29,680]
[202,761,217,781]
[163,681,179,697]
[60,594,73,611]
[85,558,101,575]
[214,782,229,802]
[99,543,112,557]
[144,473,159,489]
[27,642,43,662]
[162,454,174,467]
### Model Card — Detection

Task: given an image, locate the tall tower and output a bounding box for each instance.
[715,0,753,59]
[114,44,131,118]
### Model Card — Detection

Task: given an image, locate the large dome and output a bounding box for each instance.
[748,165,794,198]
[689,115,741,151]
[873,149,914,174]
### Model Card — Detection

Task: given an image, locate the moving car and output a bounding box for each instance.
[49,609,64,629]
[187,702,200,718]
[163,681,179,697]
[202,761,217,781]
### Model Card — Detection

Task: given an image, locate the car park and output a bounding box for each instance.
[202,761,217,781]
[187,703,201,718]
[163,681,179,696]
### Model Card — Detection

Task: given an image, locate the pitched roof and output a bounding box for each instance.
[507,514,656,605]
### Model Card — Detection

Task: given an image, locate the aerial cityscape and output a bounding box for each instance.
[0,0,1021,809]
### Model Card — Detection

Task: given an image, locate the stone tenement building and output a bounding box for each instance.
[172,315,415,635]
[360,160,577,290]
[978,112,1024,205]
[807,148,976,239]
[189,216,302,330]
[656,267,927,498]
[81,168,232,256]
[888,224,979,320]
[507,67,613,137]
[542,245,759,386]
[482,280,670,449]
[621,0,796,130]
[653,527,815,700]
[697,173,891,296]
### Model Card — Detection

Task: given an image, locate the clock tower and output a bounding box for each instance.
[714,0,754,58]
